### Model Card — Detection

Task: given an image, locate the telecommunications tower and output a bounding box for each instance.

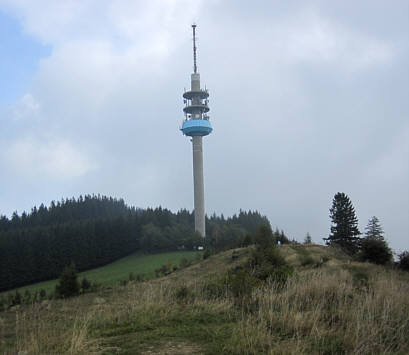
[181,24,212,238]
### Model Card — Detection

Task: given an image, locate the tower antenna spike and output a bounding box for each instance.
[192,23,197,73]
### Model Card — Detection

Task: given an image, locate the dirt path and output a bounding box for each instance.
[141,341,203,354]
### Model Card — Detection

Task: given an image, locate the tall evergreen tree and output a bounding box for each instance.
[324,192,361,254]
[360,216,392,265]
[364,216,383,240]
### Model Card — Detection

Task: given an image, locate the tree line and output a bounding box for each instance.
[0,195,271,292]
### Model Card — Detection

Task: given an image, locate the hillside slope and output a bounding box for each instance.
[1,244,408,354]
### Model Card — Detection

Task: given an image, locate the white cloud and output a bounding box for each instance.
[0,0,407,251]
[285,18,394,71]
[12,93,40,121]
[0,0,203,48]
[4,137,97,180]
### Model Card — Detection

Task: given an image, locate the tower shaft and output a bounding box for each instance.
[181,24,212,239]
[192,136,205,237]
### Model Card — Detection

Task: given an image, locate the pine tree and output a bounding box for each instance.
[304,233,312,244]
[398,251,409,271]
[364,216,383,240]
[324,192,361,254]
[55,263,80,298]
[360,216,392,264]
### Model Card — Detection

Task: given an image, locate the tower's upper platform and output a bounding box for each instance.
[181,25,213,138]
[181,119,212,136]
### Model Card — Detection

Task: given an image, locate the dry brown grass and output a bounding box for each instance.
[228,266,409,354]
[1,246,408,354]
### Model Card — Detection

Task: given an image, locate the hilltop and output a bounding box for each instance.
[1,243,408,354]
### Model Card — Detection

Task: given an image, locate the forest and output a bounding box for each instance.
[0,195,271,292]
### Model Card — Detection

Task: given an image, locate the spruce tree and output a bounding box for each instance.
[324,192,361,254]
[55,263,80,298]
[360,216,392,264]
[364,216,383,240]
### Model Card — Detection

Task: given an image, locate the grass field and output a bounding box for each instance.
[2,251,201,296]
[2,245,408,354]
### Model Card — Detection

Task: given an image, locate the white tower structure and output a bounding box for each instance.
[181,24,213,238]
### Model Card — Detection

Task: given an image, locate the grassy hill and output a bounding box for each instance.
[1,251,200,296]
[1,244,408,354]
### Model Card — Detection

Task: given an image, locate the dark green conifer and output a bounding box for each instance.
[360,216,392,265]
[55,263,80,298]
[324,192,361,254]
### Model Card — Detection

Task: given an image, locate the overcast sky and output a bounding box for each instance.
[0,0,408,251]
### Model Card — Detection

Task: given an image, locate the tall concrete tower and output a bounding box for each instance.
[181,24,212,238]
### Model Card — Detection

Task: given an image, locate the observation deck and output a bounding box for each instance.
[181,119,213,137]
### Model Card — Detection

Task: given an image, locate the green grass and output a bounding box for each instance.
[2,246,409,354]
[94,304,235,354]
[2,251,200,297]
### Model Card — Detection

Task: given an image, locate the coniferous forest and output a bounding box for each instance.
[0,195,270,292]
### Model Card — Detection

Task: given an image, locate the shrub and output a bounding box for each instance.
[203,249,211,259]
[360,238,392,265]
[349,266,370,289]
[81,277,91,291]
[55,263,80,298]
[300,254,315,267]
[39,289,47,300]
[179,257,191,268]
[268,265,294,287]
[23,290,31,304]
[398,251,409,271]
[13,290,22,305]
[202,280,225,298]
[175,285,194,303]
[225,268,261,298]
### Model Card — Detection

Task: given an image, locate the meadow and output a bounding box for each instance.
[1,251,200,297]
[1,245,408,354]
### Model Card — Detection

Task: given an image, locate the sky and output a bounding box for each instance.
[0,0,408,252]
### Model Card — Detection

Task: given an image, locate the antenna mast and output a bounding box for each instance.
[192,24,197,73]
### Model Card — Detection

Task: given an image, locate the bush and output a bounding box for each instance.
[300,254,315,267]
[225,268,261,298]
[202,280,225,298]
[23,290,31,304]
[268,265,294,287]
[398,251,409,271]
[248,225,292,282]
[360,238,392,265]
[349,266,370,289]
[12,290,22,306]
[179,257,191,268]
[81,277,91,291]
[175,285,194,303]
[203,249,211,259]
[55,263,80,298]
